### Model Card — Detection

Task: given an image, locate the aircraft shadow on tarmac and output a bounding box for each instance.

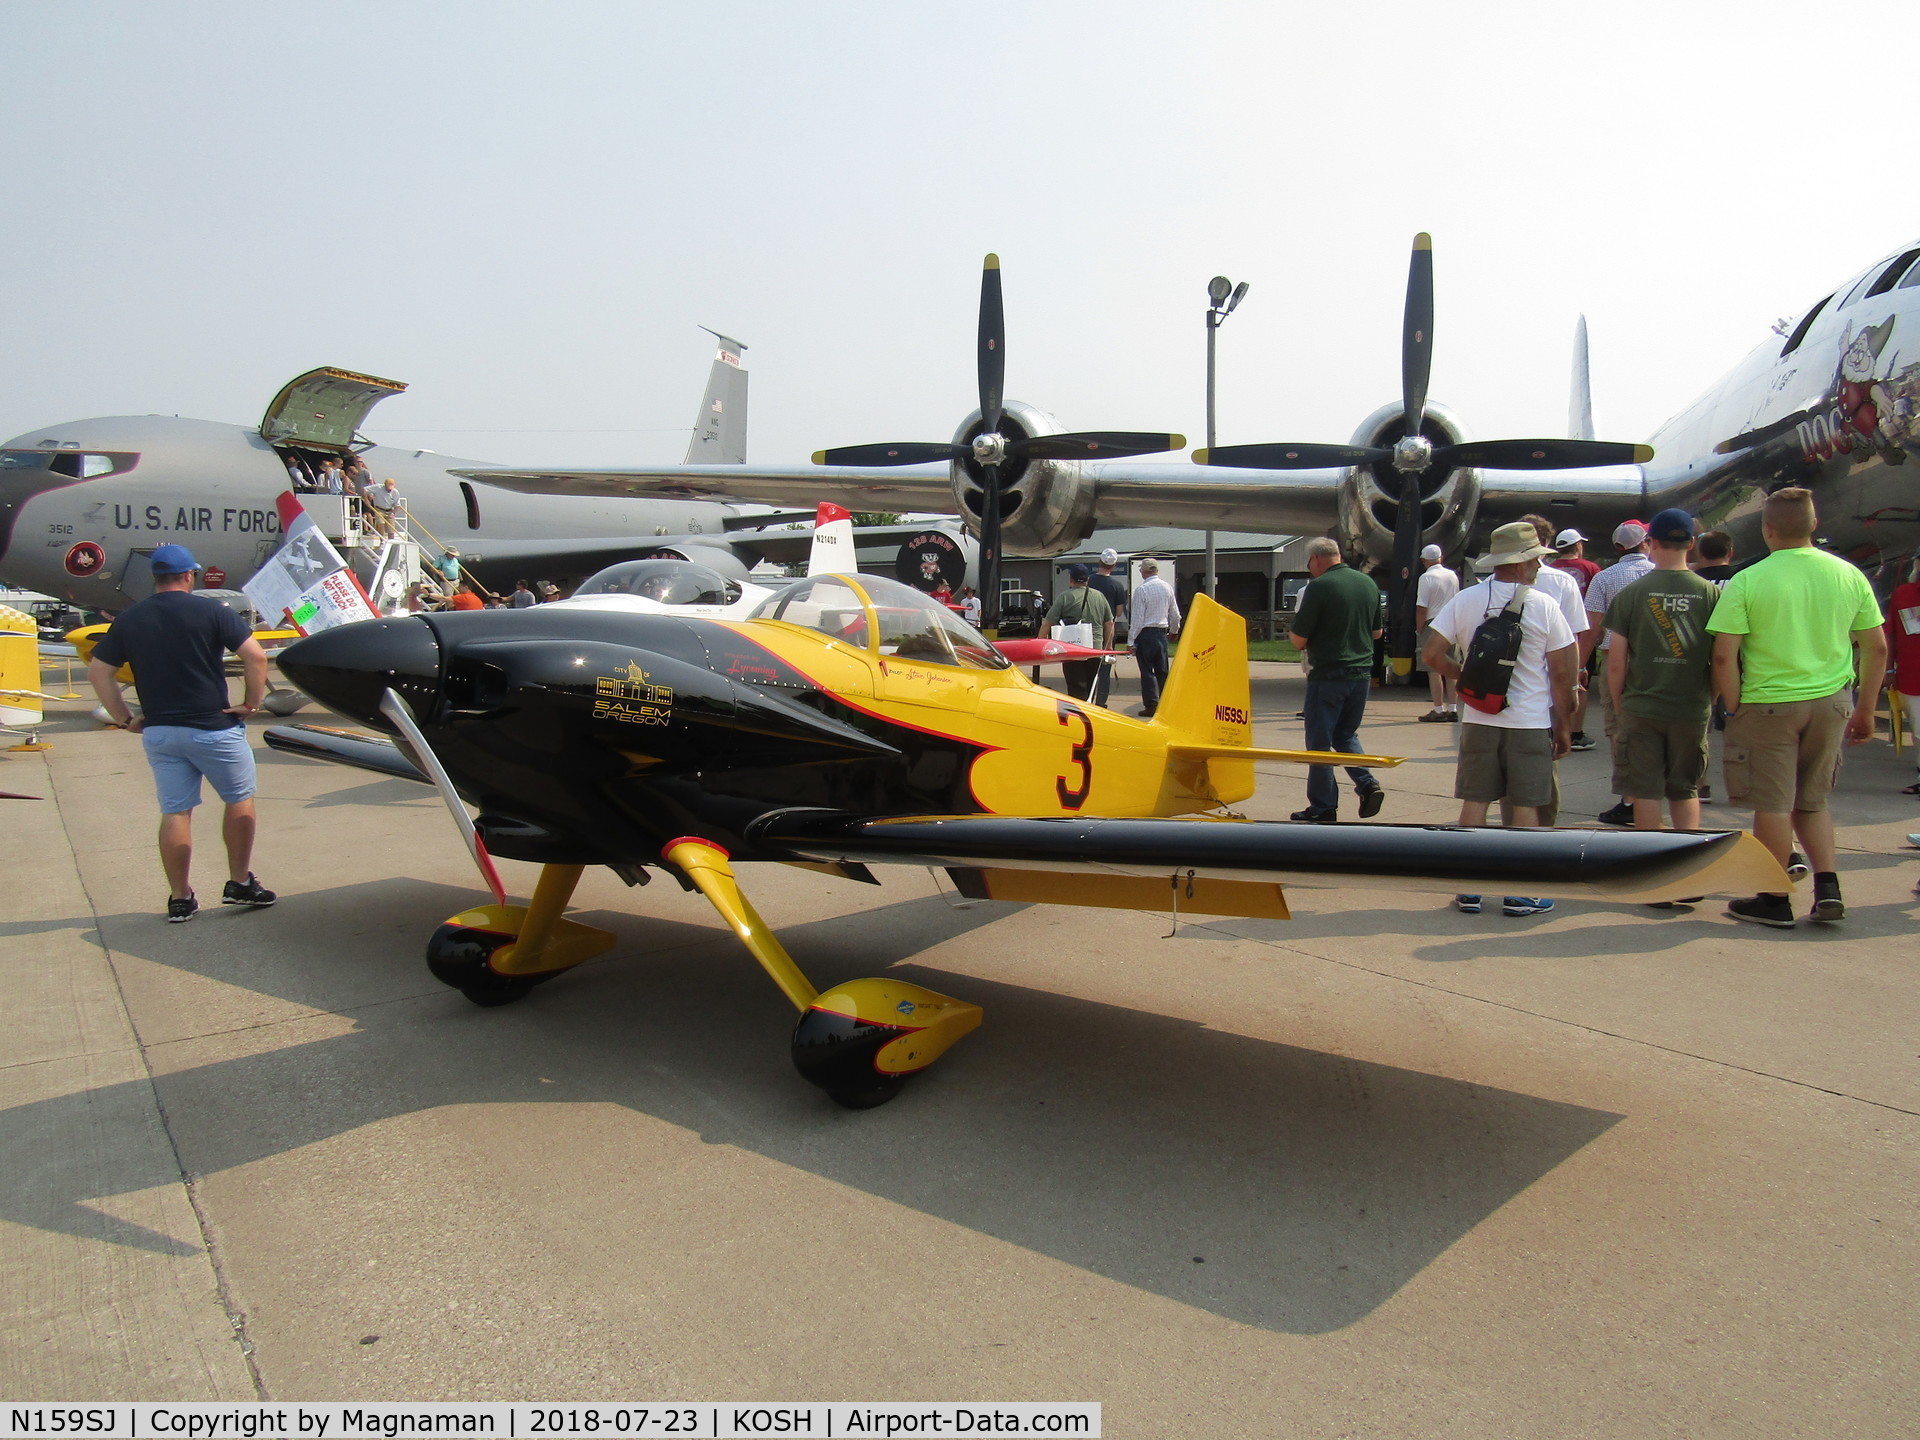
[2,879,1622,1335]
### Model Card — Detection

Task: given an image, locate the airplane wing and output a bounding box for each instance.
[454,457,1657,542]
[748,811,1781,906]
[452,461,1355,535]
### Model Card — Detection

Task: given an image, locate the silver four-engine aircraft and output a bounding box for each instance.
[460,237,1920,662]
[8,237,1918,647]
[0,332,810,608]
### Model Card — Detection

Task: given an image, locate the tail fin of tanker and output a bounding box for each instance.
[683,329,749,464]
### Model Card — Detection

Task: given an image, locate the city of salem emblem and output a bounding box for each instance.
[592,658,674,726]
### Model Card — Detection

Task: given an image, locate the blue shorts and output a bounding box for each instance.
[142,724,257,814]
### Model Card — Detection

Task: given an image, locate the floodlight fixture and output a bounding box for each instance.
[1207,275,1232,309]
[1226,280,1250,315]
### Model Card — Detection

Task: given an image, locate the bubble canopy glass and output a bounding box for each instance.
[749,574,1008,671]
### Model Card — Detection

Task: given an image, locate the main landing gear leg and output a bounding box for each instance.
[426,862,617,1007]
[662,836,981,1109]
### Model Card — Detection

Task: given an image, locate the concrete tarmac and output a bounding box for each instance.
[3,668,1917,1435]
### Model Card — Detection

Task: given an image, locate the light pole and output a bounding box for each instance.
[1204,275,1250,599]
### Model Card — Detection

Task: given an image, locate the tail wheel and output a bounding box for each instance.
[426,920,551,1008]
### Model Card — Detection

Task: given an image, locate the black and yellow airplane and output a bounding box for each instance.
[268,578,1783,1109]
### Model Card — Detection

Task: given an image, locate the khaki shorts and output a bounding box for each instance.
[1455,724,1556,808]
[1613,709,1710,800]
[1722,690,1850,814]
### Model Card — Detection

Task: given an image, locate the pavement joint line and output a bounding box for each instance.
[0,1044,143,1075]
[1183,918,1920,1120]
[45,752,273,1402]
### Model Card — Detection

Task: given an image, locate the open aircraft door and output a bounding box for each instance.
[260,367,407,451]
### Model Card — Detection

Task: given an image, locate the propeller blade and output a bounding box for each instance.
[1015,430,1187,461]
[379,687,507,906]
[1402,233,1434,439]
[811,442,967,467]
[1434,439,1655,470]
[978,254,1005,434]
[1387,485,1425,674]
[977,463,1004,638]
[1195,442,1392,470]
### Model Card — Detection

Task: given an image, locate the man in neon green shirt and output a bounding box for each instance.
[1707,487,1887,927]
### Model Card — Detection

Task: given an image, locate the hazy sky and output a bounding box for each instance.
[3,1,1913,471]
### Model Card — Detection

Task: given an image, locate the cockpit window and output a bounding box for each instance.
[751,574,1007,670]
[1866,248,1920,298]
[862,575,1009,670]
[751,575,872,645]
[575,558,740,605]
[0,449,140,479]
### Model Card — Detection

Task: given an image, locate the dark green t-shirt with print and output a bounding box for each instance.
[1603,568,1720,722]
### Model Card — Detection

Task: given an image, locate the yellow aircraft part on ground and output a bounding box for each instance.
[68,623,301,685]
[0,605,43,726]
[714,593,1395,821]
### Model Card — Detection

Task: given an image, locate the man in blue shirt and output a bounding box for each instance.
[89,545,277,922]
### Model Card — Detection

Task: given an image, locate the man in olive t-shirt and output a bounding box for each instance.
[1288,537,1385,822]
[1604,509,1719,833]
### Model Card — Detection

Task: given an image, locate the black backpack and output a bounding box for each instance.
[1457,584,1531,716]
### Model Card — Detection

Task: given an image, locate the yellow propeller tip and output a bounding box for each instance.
[1167,435,1188,450]
[1631,444,1655,462]
[983,253,1000,269]
[1192,448,1210,464]
[1413,232,1432,250]
[810,451,827,465]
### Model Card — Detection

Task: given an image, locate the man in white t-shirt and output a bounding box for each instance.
[1423,521,1579,918]
[1414,544,1459,721]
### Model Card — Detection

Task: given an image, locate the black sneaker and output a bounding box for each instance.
[1698,783,1712,802]
[1290,806,1338,823]
[1809,876,1844,923]
[166,893,197,923]
[1357,785,1385,819]
[1785,851,1810,884]
[1727,894,1795,929]
[1598,801,1635,826]
[222,874,277,908]
[1417,709,1450,723]
[1569,732,1596,751]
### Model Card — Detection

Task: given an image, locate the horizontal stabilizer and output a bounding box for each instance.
[1166,742,1405,769]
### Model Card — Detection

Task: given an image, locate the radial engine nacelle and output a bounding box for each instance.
[946,400,1094,559]
[1337,399,1483,564]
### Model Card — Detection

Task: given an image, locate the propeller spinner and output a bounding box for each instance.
[1195,233,1654,672]
[813,255,1185,634]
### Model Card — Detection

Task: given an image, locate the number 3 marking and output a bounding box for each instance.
[1056,700,1092,808]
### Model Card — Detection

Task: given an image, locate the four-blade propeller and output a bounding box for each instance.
[813,255,1185,634]
[1193,233,1653,669]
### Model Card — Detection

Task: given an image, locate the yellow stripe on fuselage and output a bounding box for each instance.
[708,617,1221,818]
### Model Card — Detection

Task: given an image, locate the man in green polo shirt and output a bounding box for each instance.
[1707,487,1887,927]
[1289,537,1386,822]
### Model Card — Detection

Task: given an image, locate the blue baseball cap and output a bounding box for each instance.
[1647,508,1696,543]
[1066,563,1092,581]
[149,544,201,575]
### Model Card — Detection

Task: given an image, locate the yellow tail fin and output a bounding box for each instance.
[1152,594,1255,804]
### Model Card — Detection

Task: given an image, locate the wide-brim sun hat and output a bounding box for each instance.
[1477,521,1555,569]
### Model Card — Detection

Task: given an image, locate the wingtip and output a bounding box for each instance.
[1413,231,1432,250]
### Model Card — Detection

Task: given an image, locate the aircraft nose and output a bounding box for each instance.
[278,616,442,726]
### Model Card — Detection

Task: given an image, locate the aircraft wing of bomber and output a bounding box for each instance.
[456,236,1920,664]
